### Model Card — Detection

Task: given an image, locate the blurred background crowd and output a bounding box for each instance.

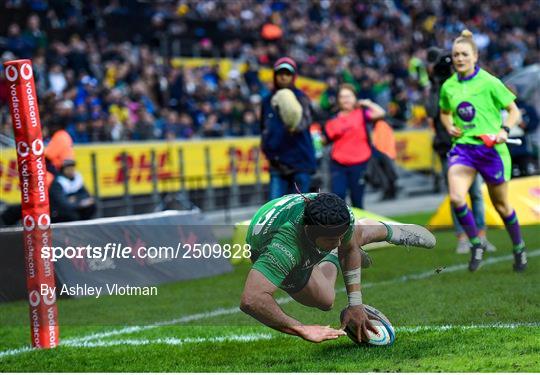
[0,0,539,143]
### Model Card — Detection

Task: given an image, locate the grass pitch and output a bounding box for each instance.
[1,212,539,372]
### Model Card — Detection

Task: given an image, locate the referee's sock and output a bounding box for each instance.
[503,210,526,252]
[453,204,481,247]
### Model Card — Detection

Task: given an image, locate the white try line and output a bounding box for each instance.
[3,323,540,358]
[397,322,540,333]
[1,249,539,359]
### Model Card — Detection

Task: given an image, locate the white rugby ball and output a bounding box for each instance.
[341,304,396,346]
[365,319,394,346]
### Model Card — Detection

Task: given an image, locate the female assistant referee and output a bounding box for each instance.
[439,29,527,272]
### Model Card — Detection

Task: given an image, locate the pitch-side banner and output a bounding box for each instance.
[1,132,436,204]
[3,59,59,348]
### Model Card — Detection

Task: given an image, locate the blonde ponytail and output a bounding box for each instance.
[460,29,474,39]
[453,29,478,54]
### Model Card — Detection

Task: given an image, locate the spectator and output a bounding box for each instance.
[88,115,111,142]
[6,23,34,59]
[49,160,96,222]
[260,57,316,200]
[324,84,385,209]
[368,118,398,200]
[132,107,156,140]
[68,119,91,144]
[44,115,75,175]
[508,92,539,177]
[163,111,194,140]
[0,1,537,143]
[243,110,260,136]
[22,14,47,52]
[202,113,224,138]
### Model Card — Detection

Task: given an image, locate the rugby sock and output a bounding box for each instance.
[503,210,525,252]
[382,221,393,242]
[454,204,481,246]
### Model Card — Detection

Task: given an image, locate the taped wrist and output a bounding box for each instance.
[343,268,361,285]
[344,268,362,306]
[347,291,363,306]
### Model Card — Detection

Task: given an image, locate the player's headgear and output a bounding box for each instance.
[303,193,351,239]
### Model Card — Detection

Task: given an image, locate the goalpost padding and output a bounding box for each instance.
[3,59,59,348]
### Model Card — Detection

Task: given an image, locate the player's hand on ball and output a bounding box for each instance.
[448,126,462,137]
[340,305,378,341]
[296,325,346,343]
[496,128,509,144]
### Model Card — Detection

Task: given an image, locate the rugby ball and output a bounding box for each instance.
[271,88,303,130]
[340,304,395,346]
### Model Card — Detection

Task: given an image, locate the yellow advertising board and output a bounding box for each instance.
[394,129,437,171]
[1,131,436,204]
[428,176,540,228]
[0,138,269,204]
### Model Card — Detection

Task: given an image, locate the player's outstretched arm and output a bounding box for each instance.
[240,269,345,343]
[338,235,378,340]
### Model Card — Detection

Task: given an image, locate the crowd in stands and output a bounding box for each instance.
[0,0,538,144]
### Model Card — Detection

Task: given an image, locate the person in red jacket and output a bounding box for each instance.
[324,84,385,208]
[44,115,75,174]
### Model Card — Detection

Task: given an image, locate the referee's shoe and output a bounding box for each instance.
[513,250,527,272]
[468,243,485,272]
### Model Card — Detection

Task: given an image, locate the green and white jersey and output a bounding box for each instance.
[439,68,516,145]
[246,194,354,289]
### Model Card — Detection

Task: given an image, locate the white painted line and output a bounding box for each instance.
[397,322,540,333]
[54,323,540,349]
[66,333,274,348]
[0,346,35,359]
[3,323,540,358]
[1,249,538,359]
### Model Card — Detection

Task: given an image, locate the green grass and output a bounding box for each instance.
[1,215,539,372]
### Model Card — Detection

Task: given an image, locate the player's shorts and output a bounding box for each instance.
[447,143,511,185]
[274,251,339,294]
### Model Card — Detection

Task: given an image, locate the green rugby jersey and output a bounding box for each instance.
[439,68,516,145]
[246,194,354,288]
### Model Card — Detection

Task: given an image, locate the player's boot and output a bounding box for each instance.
[513,250,527,272]
[385,224,436,249]
[468,243,485,272]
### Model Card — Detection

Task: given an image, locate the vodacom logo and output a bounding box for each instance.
[32,139,44,155]
[43,290,56,305]
[23,215,35,231]
[20,63,33,80]
[37,214,51,230]
[16,139,44,157]
[5,65,18,82]
[29,290,40,307]
[17,141,29,157]
[23,214,50,231]
[5,63,33,82]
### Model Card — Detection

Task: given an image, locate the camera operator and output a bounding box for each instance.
[425,47,495,254]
